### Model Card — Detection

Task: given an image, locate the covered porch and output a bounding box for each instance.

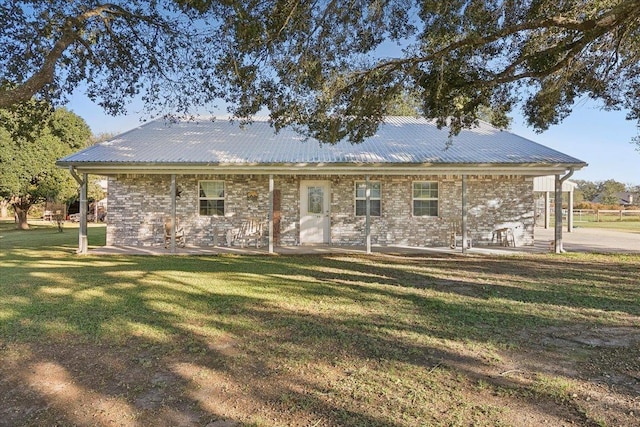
[81,225,640,256]
[70,170,578,256]
[85,240,550,256]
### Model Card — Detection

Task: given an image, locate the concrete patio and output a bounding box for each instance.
[86,226,638,256]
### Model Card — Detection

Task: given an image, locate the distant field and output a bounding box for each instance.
[548,212,640,233]
[574,220,640,233]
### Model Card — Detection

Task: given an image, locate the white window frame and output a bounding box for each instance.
[198,180,225,216]
[412,181,439,217]
[355,181,381,217]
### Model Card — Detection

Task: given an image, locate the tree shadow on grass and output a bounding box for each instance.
[271,253,640,316]
[1,250,638,426]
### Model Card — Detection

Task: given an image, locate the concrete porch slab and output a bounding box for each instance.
[86,227,639,256]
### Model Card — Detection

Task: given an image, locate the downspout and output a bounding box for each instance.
[69,167,88,254]
[544,191,550,229]
[554,168,575,254]
[567,185,574,233]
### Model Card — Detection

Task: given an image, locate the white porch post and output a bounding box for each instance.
[69,167,88,254]
[554,174,563,253]
[79,173,88,254]
[170,174,177,254]
[269,174,274,254]
[365,175,371,254]
[461,174,468,254]
[544,191,550,229]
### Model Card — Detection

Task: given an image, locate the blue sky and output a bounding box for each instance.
[66,92,640,186]
[510,105,639,186]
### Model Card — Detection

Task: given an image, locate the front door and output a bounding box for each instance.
[300,181,330,244]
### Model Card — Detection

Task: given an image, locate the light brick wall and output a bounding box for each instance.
[107,173,534,247]
[106,175,171,246]
[327,175,534,247]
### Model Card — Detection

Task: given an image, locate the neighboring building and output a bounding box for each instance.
[617,192,639,207]
[593,191,639,206]
[57,116,586,252]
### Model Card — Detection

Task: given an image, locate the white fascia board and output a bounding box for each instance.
[62,162,586,177]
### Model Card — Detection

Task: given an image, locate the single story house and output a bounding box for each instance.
[57,116,586,254]
[618,192,639,207]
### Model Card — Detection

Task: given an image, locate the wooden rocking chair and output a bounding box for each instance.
[226,218,264,248]
[164,218,185,248]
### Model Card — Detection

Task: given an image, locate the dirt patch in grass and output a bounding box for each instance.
[1,250,639,426]
[3,328,638,427]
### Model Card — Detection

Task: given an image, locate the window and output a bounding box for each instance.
[413,181,438,216]
[355,181,381,216]
[199,181,225,216]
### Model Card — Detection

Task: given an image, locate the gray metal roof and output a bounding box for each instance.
[58,116,586,167]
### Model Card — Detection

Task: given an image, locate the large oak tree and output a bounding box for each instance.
[0,1,222,117]
[1,1,639,143]
[0,107,92,229]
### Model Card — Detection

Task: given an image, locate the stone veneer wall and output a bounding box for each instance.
[107,174,534,247]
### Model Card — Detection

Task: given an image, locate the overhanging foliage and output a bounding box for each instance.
[1,1,639,143]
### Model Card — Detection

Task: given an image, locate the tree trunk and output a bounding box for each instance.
[11,198,31,230]
[0,199,8,218]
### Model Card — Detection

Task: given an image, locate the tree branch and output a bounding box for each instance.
[0,4,143,108]
[357,0,640,79]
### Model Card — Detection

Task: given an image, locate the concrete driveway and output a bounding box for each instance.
[534,226,640,254]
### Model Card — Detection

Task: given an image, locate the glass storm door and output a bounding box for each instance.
[300,181,330,244]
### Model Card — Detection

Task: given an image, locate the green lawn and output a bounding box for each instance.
[574,219,640,233]
[1,221,639,426]
[549,215,640,233]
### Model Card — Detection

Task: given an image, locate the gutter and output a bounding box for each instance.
[56,161,588,177]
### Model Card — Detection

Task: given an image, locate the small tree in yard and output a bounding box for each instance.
[573,180,600,203]
[0,106,91,229]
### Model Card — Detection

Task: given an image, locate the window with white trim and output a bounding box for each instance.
[355,181,381,216]
[199,181,225,216]
[412,181,438,216]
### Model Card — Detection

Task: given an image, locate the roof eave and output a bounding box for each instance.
[57,160,587,177]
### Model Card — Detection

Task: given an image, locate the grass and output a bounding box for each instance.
[548,214,640,233]
[1,220,639,426]
[574,219,640,233]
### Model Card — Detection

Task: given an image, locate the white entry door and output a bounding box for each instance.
[300,181,330,244]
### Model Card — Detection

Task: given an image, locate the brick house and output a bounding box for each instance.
[57,116,586,253]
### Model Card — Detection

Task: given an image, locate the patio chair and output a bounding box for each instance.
[491,227,515,247]
[236,218,264,248]
[164,218,185,248]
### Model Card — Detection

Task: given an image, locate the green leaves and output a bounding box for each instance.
[1,1,639,144]
[213,0,640,142]
[0,106,91,222]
